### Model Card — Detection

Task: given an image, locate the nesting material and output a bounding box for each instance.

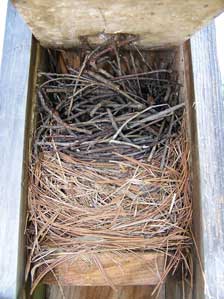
[26,36,192,293]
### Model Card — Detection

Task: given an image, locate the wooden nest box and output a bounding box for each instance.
[1,1,224,299]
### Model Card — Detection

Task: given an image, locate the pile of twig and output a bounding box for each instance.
[27,35,192,294]
[35,36,183,164]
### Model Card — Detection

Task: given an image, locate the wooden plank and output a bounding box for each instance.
[42,253,165,286]
[0,2,32,299]
[12,0,224,48]
[47,286,164,299]
[164,41,194,299]
[190,21,224,299]
[182,40,203,299]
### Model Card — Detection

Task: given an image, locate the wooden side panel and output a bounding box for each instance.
[47,286,164,299]
[0,1,32,299]
[43,253,165,287]
[13,0,224,48]
[164,41,194,299]
[191,21,224,299]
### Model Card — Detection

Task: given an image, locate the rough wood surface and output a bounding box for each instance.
[164,41,194,299]
[47,285,164,299]
[13,0,224,48]
[191,21,224,299]
[42,253,165,287]
[0,2,32,299]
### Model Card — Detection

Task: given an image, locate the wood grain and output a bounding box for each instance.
[47,285,165,299]
[191,21,224,299]
[13,0,224,48]
[0,2,32,299]
[163,41,194,299]
[42,253,165,287]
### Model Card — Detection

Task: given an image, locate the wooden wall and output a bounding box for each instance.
[47,286,164,299]
[191,21,224,299]
[0,1,32,299]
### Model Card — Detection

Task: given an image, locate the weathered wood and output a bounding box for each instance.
[182,40,204,299]
[12,0,224,48]
[47,285,164,299]
[163,41,194,299]
[0,2,32,299]
[42,253,165,286]
[191,21,224,299]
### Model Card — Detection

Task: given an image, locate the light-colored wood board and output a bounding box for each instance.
[191,21,224,299]
[42,253,165,286]
[13,0,224,48]
[47,285,165,299]
[0,1,32,299]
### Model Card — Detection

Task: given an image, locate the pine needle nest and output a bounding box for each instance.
[26,35,192,294]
